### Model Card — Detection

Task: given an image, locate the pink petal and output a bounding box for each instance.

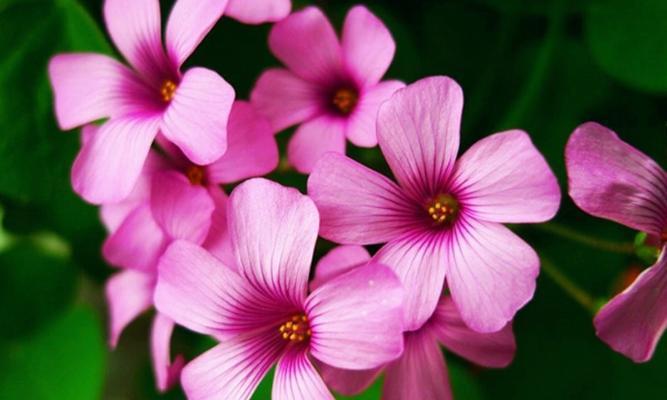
[374,232,447,331]
[268,7,342,84]
[566,122,667,236]
[287,115,346,174]
[102,204,167,273]
[226,0,291,24]
[430,297,516,367]
[341,6,396,87]
[311,245,371,291]
[151,313,186,392]
[250,68,322,132]
[48,54,147,130]
[150,170,215,244]
[103,0,169,81]
[345,80,405,147]
[161,67,235,165]
[181,331,285,400]
[318,364,381,397]
[154,241,286,337]
[105,270,154,347]
[446,219,539,333]
[452,130,561,224]
[206,101,279,184]
[201,186,236,267]
[307,152,417,244]
[272,347,333,400]
[594,247,667,362]
[306,263,404,370]
[383,330,453,400]
[377,76,463,199]
[100,151,168,232]
[228,179,319,307]
[71,115,160,204]
[165,0,228,67]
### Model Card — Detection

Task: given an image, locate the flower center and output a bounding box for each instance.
[278,314,311,343]
[426,194,459,226]
[160,80,177,103]
[186,165,205,186]
[331,87,359,115]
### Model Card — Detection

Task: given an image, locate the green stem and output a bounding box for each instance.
[541,257,597,314]
[535,222,635,255]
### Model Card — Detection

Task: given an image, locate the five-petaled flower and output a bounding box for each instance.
[251,5,404,173]
[310,245,517,399]
[48,0,235,204]
[566,122,667,363]
[154,179,405,399]
[308,76,561,333]
[101,101,278,391]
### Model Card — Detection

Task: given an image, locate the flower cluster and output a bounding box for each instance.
[47,0,667,398]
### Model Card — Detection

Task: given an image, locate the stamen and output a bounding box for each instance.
[425,194,459,227]
[331,87,359,115]
[160,80,177,103]
[278,314,311,343]
[186,165,205,186]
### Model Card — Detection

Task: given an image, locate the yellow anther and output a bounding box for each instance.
[278,313,311,342]
[160,79,177,103]
[426,194,460,227]
[331,87,359,115]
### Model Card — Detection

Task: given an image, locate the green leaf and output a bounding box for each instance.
[0,306,106,400]
[585,0,667,93]
[0,240,76,339]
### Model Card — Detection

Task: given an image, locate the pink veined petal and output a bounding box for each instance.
[48,54,147,130]
[154,241,287,338]
[272,347,334,400]
[430,296,516,368]
[451,130,561,224]
[594,246,667,363]
[306,263,404,370]
[151,313,186,392]
[374,231,447,331]
[161,67,235,165]
[202,186,236,268]
[99,150,168,232]
[228,179,319,307]
[105,270,154,348]
[181,331,285,400]
[102,204,167,273]
[165,0,228,67]
[103,0,170,82]
[383,330,453,400]
[226,0,291,24]
[307,152,417,244]
[71,115,160,204]
[206,101,279,184]
[566,122,667,236]
[318,363,381,397]
[250,68,322,132]
[287,115,347,174]
[345,80,405,148]
[446,219,539,333]
[377,76,463,199]
[269,7,343,84]
[150,170,215,244]
[310,245,371,291]
[341,6,396,87]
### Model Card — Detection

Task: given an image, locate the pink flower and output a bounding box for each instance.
[308,76,561,333]
[313,246,516,400]
[154,178,405,399]
[48,0,235,204]
[101,101,278,391]
[225,0,291,24]
[251,5,404,173]
[565,122,667,362]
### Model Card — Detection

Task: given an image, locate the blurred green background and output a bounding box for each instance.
[1,0,666,398]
